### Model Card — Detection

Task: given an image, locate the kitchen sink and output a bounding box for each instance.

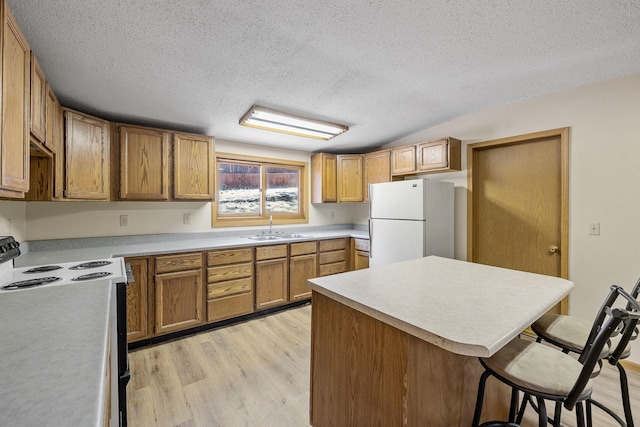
[245,235,282,241]
[280,233,314,239]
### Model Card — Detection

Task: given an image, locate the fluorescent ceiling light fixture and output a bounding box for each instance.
[239,105,348,140]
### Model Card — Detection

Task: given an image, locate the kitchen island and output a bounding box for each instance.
[0,281,114,427]
[307,256,574,427]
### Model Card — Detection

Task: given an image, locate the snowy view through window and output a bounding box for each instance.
[218,163,299,215]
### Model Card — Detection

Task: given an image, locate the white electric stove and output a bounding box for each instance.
[0,257,127,292]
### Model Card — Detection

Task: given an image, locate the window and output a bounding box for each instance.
[213,153,308,226]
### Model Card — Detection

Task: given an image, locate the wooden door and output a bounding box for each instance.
[255,258,288,309]
[468,128,569,313]
[172,133,214,200]
[64,110,109,199]
[154,269,204,335]
[337,154,363,202]
[363,150,390,201]
[119,126,169,200]
[289,254,317,301]
[0,3,30,194]
[125,257,149,342]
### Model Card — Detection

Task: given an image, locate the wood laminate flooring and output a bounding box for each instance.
[127,305,639,427]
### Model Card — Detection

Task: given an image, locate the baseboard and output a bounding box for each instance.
[620,359,640,374]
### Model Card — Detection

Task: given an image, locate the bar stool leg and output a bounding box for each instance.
[617,363,635,427]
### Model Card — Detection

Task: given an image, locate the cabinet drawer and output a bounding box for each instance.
[255,244,288,261]
[207,277,252,299]
[319,239,346,252]
[319,261,347,276]
[290,241,317,256]
[207,263,252,283]
[207,248,253,266]
[207,292,253,322]
[354,238,370,252]
[318,250,346,265]
[155,252,202,273]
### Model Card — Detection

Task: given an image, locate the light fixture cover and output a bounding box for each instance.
[239,105,348,140]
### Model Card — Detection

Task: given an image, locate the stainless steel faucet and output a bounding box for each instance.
[269,215,273,234]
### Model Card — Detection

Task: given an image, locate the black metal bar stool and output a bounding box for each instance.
[531,278,639,426]
[471,285,640,427]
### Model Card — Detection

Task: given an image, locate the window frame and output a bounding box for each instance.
[212,152,309,227]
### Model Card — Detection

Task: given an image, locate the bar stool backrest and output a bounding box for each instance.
[565,286,640,410]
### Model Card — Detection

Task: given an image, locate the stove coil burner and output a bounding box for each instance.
[2,276,62,290]
[71,271,113,281]
[24,265,63,274]
[69,260,112,270]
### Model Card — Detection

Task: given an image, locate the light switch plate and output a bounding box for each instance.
[589,223,600,235]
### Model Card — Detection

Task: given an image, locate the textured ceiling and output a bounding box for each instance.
[7,0,640,153]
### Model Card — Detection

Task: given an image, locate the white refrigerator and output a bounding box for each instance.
[369,179,454,267]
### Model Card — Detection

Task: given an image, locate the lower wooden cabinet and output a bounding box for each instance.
[255,244,289,310]
[206,247,254,322]
[125,257,149,343]
[352,238,370,271]
[318,238,348,276]
[289,241,318,301]
[153,252,204,335]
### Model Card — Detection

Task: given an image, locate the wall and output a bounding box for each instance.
[0,201,27,242]
[22,139,360,240]
[382,72,640,364]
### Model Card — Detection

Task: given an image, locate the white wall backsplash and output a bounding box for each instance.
[0,201,27,242]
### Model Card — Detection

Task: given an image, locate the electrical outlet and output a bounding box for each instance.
[183,213,191,225]
[330,211,335,219]
[589,223,600,235]
[120,215,128,226]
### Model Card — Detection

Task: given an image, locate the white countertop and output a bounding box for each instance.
[15,229,368,267]
[0,281,112,426]
[307,255,574,357]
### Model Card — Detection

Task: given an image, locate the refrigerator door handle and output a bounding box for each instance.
[369,219,373,259]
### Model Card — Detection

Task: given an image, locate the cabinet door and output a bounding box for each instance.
[255,258,288,309]
[337,154,363,202]
[289,254,316,301]
[64,110,110,199]
[354,251,370,270]
[363,150,390,201]
[0,4,30,194]
[416,137,461,172]
[119,126,169,200]
[391,145,417,175]
[311,153,337,203]
[45,84,59,154]
[30,53,46,143]
[154,269,204,335]
[125,257,149,342]
[173,133,214,200]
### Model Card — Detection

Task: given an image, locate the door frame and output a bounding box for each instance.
[467,127,570,313]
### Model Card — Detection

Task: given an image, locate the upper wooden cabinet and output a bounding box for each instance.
[118,126,169,200]
[45,84,60,154]
[337,154,363,202]
[63,109,110,200]
[391,145,417,175]
[173,132,215,200]
[363,149,390,202]
[0,1,30,197]
[311,152,337,203]
[30,53,46,143]
[416,137,461,173]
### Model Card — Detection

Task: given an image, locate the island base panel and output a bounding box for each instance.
[310,291,510,426]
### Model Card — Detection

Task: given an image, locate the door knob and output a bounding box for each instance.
[549,245,559,254]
